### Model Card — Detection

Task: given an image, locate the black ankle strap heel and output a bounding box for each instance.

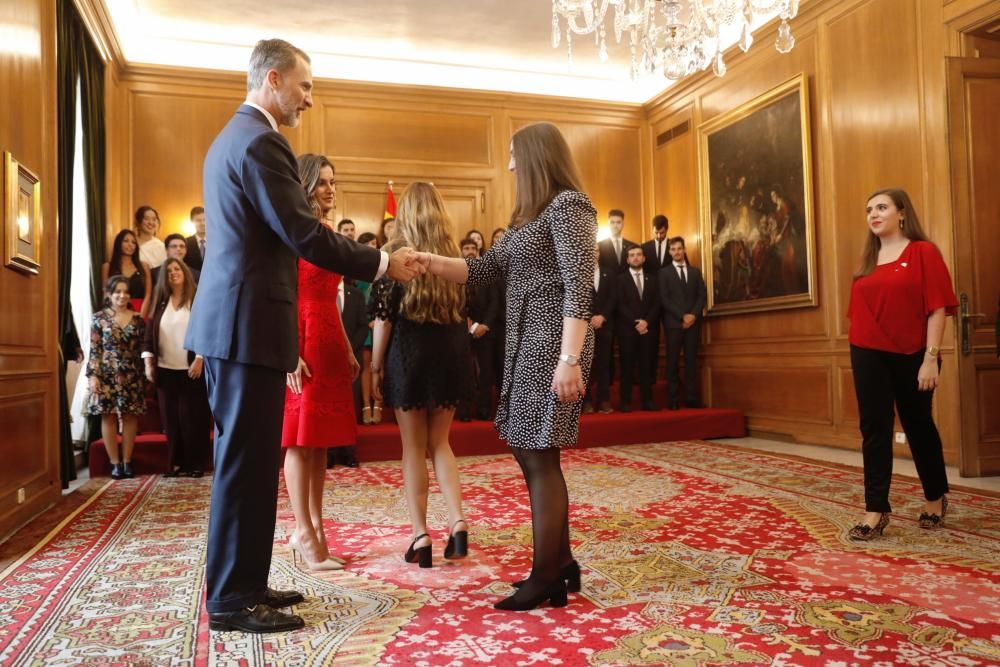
[405,533,433,568]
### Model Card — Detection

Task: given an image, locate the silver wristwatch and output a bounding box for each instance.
[559,353,579,366]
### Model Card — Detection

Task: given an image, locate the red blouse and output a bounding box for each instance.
[848,241,958,354]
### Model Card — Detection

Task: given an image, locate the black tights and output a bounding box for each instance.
[511,447,573,596]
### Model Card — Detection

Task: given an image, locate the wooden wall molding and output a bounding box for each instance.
[72,0,124,69]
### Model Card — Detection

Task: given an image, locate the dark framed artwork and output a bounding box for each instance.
[4,151,42,275]
[697,74,816,315]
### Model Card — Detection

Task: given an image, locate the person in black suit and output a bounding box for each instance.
[184,38,422,634]
[329,277,369,468]
[597,209,636,274]
[184,206,207,272]
[615,246,660,412]
[152,234,200,285]
[658,236,707,409]
[639,214,669,383]
[584,244,616,414]
[458,237,501,421]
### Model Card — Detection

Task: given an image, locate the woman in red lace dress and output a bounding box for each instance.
[281,154,359,571]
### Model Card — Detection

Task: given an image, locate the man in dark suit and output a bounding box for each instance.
[152,234,200,285]
[614,245,660,412]
[458,238,501,421]
[639,214,669,383]
[658,236,707,409]
[329,277,368,468]
[184,206,207,271]
[583,244,616,414]
[597,209,637,274]
[185,39,421,634]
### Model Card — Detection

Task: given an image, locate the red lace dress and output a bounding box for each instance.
[281,259,357,448]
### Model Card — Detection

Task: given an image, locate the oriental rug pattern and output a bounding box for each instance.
[0,441,998,666]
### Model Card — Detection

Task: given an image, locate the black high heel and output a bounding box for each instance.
[404,533,432,568]
[444,519,468,560]
[919,495,948,529]
[513,561,581,593]
[494,579,568,611]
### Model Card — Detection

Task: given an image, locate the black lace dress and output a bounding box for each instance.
[368,278,474,411]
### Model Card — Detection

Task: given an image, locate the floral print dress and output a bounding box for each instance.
[85,308,146,416]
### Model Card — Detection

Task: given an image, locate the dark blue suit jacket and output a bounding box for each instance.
[186,105,382,371]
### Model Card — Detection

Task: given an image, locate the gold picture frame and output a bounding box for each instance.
[697,73,817,316]
[4,151,42,275]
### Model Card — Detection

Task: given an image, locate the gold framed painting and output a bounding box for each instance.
[697,73,817,316]
[4,151,42,275]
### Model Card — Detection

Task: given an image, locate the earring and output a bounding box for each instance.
[899,218,905,228]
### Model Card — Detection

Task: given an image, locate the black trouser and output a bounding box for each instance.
[156,367,211,472]
[203,357,286,613]
[585,326,613,405]
[618,332,655,407]
[850,345,949,513]
[473,335,496,418]
[666,324,700,405]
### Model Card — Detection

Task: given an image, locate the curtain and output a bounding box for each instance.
[57,0,106,488]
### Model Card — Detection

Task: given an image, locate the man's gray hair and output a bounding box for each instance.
[247,39,310,92]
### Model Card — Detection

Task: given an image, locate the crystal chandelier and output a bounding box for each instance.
[551,0,800,81]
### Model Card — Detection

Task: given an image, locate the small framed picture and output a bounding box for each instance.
[4,151,42,274]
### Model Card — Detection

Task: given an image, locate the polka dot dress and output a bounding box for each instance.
[465,190,597,449]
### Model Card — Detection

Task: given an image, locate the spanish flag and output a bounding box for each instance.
[384,182,397,220]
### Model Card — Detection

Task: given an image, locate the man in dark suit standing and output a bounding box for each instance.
[583,244,616,414]
[640,214,669,383]
[614,246,660,412]
[185,39,421,634]
[659,236,707,409]
[458,237,501,421]
[329,277,368,468]
[597,209,636,274]
[184,206,207,271]
[152,234,200,285]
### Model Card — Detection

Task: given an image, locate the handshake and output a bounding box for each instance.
[385,247,434,283]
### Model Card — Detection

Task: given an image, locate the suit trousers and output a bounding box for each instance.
[155,368,211,472]
[203,356,287,613]
[850,345,949,513]
[472,335,496,418]
[586,326,613,404]
[618,332,655,407]
[666,325,701,405]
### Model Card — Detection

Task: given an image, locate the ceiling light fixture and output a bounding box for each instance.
[552,0,800,81]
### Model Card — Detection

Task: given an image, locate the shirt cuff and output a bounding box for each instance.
[469,323,480,335]
[141,351,155,359]
[374,250,390,280]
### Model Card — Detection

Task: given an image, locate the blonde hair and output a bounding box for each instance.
[510,122,585,228]
[384,183,464,324]
[855,188,931,278]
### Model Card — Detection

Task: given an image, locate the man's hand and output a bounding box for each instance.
[635,319,649,335]
[472,324,489,339]
[144,360,155,384]
[591,314,605,330]
[287,356,311,394]
[387,247,425,283]
[188,357,204,379]
[347,351,361,381]
[682,313,696,329]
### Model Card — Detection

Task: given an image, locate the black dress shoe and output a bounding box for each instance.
[668,402,680,410]
[208,604,304,633]
[262,587,304,609]
[620,404,632,413]
[341,447,359,468]
[642,403,658,411]
[110,463,124,480]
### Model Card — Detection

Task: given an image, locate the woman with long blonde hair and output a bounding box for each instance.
[370,182,474,568]
[415,122,598,610]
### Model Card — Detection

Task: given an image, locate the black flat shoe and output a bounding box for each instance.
[188,469,204,478]
[494,580,568,611]
[513,560,581,593]
[919,495,948,529]
[110,463,124,480]
[208,604,304,633]
[444,519,468,560]
[122,462,135,479]
[262,587,304,609]
[404,533,432,568]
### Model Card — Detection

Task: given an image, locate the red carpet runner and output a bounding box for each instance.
[7,440,999,665]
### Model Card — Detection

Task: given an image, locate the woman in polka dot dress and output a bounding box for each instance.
[417,122,597,611]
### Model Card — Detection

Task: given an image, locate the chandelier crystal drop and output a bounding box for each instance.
[551,0,801,81]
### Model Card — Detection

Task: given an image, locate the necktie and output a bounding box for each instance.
[657,241,663,265]
[199,238,206,256]
[634,272,643,297]
[680,266,687,284]
[614,238,621,263]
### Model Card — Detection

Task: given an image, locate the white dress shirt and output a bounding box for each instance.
[242,99,390,280]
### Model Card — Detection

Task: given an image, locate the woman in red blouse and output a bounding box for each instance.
[847,188,958,540]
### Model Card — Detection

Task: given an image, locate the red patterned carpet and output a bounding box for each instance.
[3,441,1000,666]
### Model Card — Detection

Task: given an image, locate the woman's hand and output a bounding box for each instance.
[188,357,204,380]
[551,361,585,403]
[287,356,311,394]
[347,351,360,381]
[371,365,384,403]
[88,377,100,393]
[918,358,939,391]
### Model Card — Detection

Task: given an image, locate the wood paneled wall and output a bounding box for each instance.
[0,0,61,538]
[106,69,648,252]
[644,0,996,462]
